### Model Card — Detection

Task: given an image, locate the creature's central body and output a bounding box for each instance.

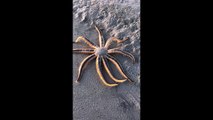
[94,47,107,56]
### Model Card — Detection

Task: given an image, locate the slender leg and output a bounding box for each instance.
[104,37,128,49]
[95,26,105,47]
[74,36,97,49]
[108,49,135,63]
[101,56,127,83]
[96,56,118,87]
[73,48,95,54]
[106,54,134,82]
[76,54,96,82]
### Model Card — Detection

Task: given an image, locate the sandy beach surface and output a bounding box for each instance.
[73,0,141,119]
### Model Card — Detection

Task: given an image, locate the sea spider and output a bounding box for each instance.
[73,26,135,87]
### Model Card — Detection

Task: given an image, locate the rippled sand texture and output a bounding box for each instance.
[73,0,141,120]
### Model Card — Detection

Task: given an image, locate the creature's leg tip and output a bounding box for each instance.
[111,84,119,87]
[75,80,80,84]
[114,79,127,83]
[123,37,129,41]
[128,78,134,83]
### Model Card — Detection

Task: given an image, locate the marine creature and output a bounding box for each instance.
[73,26,135,87]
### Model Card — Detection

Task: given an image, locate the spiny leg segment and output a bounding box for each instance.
[74,36,97,49]
[104,37,129,49]
[73,48,95,54]
[96,56,118,87]
[76,54,96,83]
[101,56,127,83]
[106,54,134,82]
[108,49,135,63]
[95,26,105,47]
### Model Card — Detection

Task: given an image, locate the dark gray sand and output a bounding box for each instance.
[73,0,141,120]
